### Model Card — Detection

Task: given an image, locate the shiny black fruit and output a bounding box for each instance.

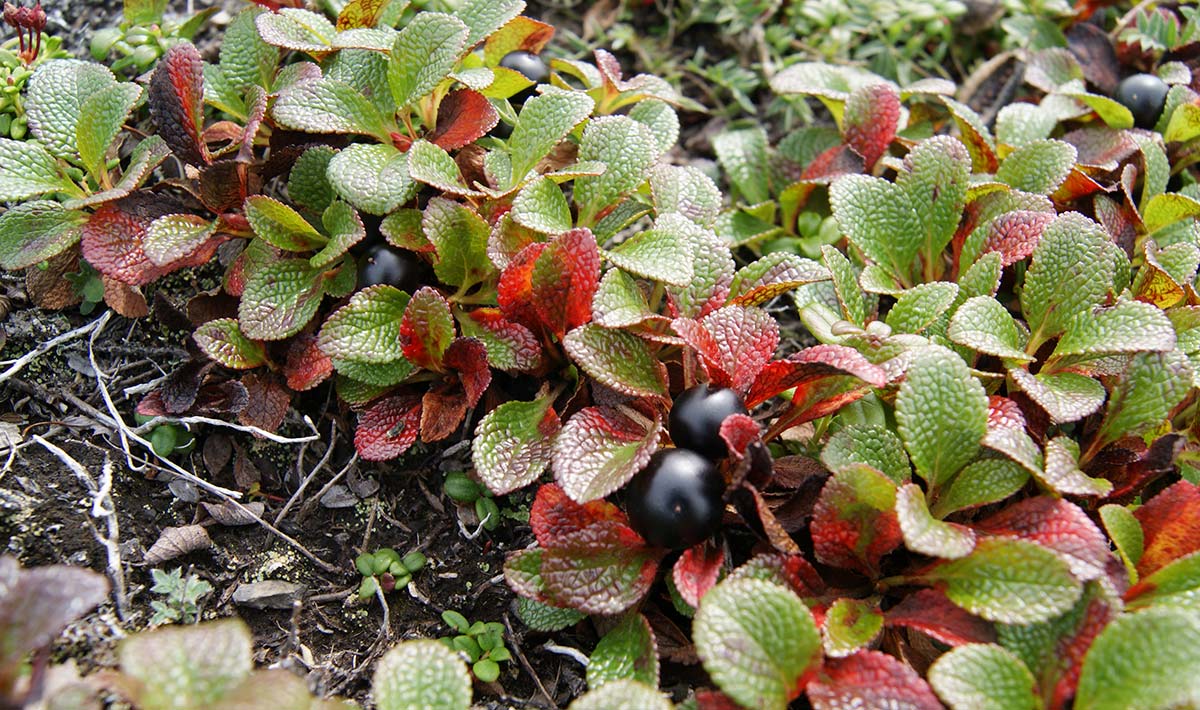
[499,50,549,106]
[1114,73,1169,130]
[669,384,748,460]
[626,449,725,550]
[357,244,425,292]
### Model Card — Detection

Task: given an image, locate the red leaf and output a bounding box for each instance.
[354,395,422,461]
[981,210,1055,267]
[442,337,490,408]
[530,483,635,549]
[284,334,333,391]
[400,286,455,371]
[198,160,250,213]
[843,84,900,171]
[102,278,149,318]
[428,89,499,151]
[148,42,210,166]
[810,467,902,576]
[673,542,724,608]
[808,650,943,710]
[531,228,601,338]
[987,395,1026,431]
[733,483,802,555]
[420,385,467,442]
[746,344,886,408]
[1134,480,1200,577]
[674,306,779,395]
[802,143,865,182]
[719,413,760,460]
[498,241,548,330]
[742,552,825,597]
[975,497,1112,581]
[696,689,744,710]
[1051,168,1107,203]
[672,318,732,389]
[1063,127,1138,170]
[884,588,996,646]
[462,308,542,372]
[1046,592,1118,710]
[237,372,291,434]
[83,197,221,286]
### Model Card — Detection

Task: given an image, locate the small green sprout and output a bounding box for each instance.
[444,472,500,532]
[148,567,212,625]
[132,414,196,458]
[355,547,426,600]
[439,611,511,683]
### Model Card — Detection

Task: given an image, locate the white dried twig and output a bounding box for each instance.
[131,414,321,445]
[0,311,112,384]
[541,641,590,668]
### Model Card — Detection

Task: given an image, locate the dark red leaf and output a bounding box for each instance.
[843,84,900,171]
[746,344,886,408]
[1067,23,1121,94]
[400,286,455,371]
[981,211,1055,268]
[673,542,724,608]
[976,497,1112,581]
[884,588,996,646]
[672,318,732,389]
[420,385,467,442]
[531,228,600,338]
[148,42,210,166]
[802,143,865,182]
[808,650,943,710]
[199,160,251,213]
[284,334,333,391]
[719,413,760,460]
[696,689,744,710]
[732,483,802,555]
[160,361,210,415]
[497,241,548,330]
[428,89,500,151]
[987,395,1026,431]
[354,395,422,461]
[445,337,491,407]
[810,467,902,576]
[530,483,634,549]
[1133,480,1200,577]
[82,196,221,286]
[1046,593,1118,710]
[674,306,779,395]
[462,308,542,372]
[238,371,291,434]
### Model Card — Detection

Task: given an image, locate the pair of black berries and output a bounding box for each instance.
[626,385,748,550]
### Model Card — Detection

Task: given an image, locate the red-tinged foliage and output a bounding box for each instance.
[498,241,548,330]
[987,395,1027,431]
[746,345,886,408]
[420,385,467,442]
[444,337,491,407]
[199,161,253,214]
[732,484,802,555]
[803,144,866,182]
[354,395,422,461]
[462,308,542,372]
[1052,168,1106,203]
[883,588,996,646]
[428,89,499,151]
[400,287,454,371]
[843,84,900,171]
[1045,593,1119,710]
[673,542,724,607]
[675,306,779,395]
[335,0,388,30]
[237,371,291,434]
[718,413,760,460]
[530,228,601,339]
[83,197,222,286]
[672,318,733,389]
[530,483,636,548]
[247,0,304,8]
[148,42,210,166]
[981,211,1055,268]
[284,335,333,392]
[102,277,149,318]
[136,380,249,419]
[1133,480,1200,577]
[695,689,744,710]
[975,497,1112,581]
[810,471,903,577]
[808,650,943,710]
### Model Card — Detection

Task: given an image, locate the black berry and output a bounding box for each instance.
[1114,73,1169,130]
[669,384,748,460]
[626,449,725,550]
[356,244,426,293]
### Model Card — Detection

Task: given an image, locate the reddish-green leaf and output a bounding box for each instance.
[563,324,668,399]
[747,344,887,409]
[884,588,996,646]
[673,543,724,608]
[532,228,601,338]
[553,405,660,503]
[981,210,1055,267]
[586,613,659,690]
[194,318,266,370]
[808,650,942,710]
[400,286,455,371]
[1135,481,1200,578]
[976,497,1111,582]
[428,88,499,150]
[822,598,884,657]
[148,42,209,166]
[674,306,779,394]
[843,83,899,170]
[473,394,560,495]
[354,395,422,461]
[810,464,902,576]
[458,308,541,372]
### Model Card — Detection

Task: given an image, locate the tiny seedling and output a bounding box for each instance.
[148,567,212,625]
[355,548,426,600]
[132,414,195,458]
[444,472,500,532]
[439,611,511,683]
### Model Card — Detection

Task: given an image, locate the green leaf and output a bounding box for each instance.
[327,144,416,216]
[885,282,959,335]
[512,176,572,234]
[822,598,884,657]
[587,613,658,689]
[272,77,388,138]
[606,213,696,287]
[575,116,657,221]
[995,139,1076,195]
[143,214,218,266]
[821,245,869,327]
[1008,369,1106,424]
[1100,503,1143,581]
[1128,551,1200,610]
[649,164,721,227]
[407,139,481,197]
[422,197,493,290]
[1075,608,1200,710]
[119,619,252,710]
[1135,134,1171,212]
[694,578,821,710]
[563,324,668,399]
[1020,213,1117,344]
[245,196,327,252]
[926,537,1082,624]
[1097,349,1193,446]
[896,483,976,559]
[830,174,922,285]
[628,100,679,158]
[0,138,68,201]
[454,0,524,47]
[928,644,1039,710]
[125,0,167,24]
[287,145,337,214]
[959,252,1003,299]
[194,318,267,370]
[1065,90,1135,129]
[254,8,335,53]
[935,459,1030,517]
[713,126,770,204]
[508,88,595,185]
[567,680,672,710]
[948,296,1032,362]
[0,200,89,270]
[895,346,989,488]
[821,424,910,484]
[25,59,117,160]
[1052,298,1176,359]
[996,103,1056,147]
[238,258,328,341]
[312,202,365,268]
[220,8,278,91]
[373,639,472,710]
[388,13,469,107]
[1039,435,1113,497]
[472,395,558,496]
[897,136,971,266]
[516,598,586,632]
[1142,192,1200,233]
[318,285,410,362]
[77,82,142,180]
